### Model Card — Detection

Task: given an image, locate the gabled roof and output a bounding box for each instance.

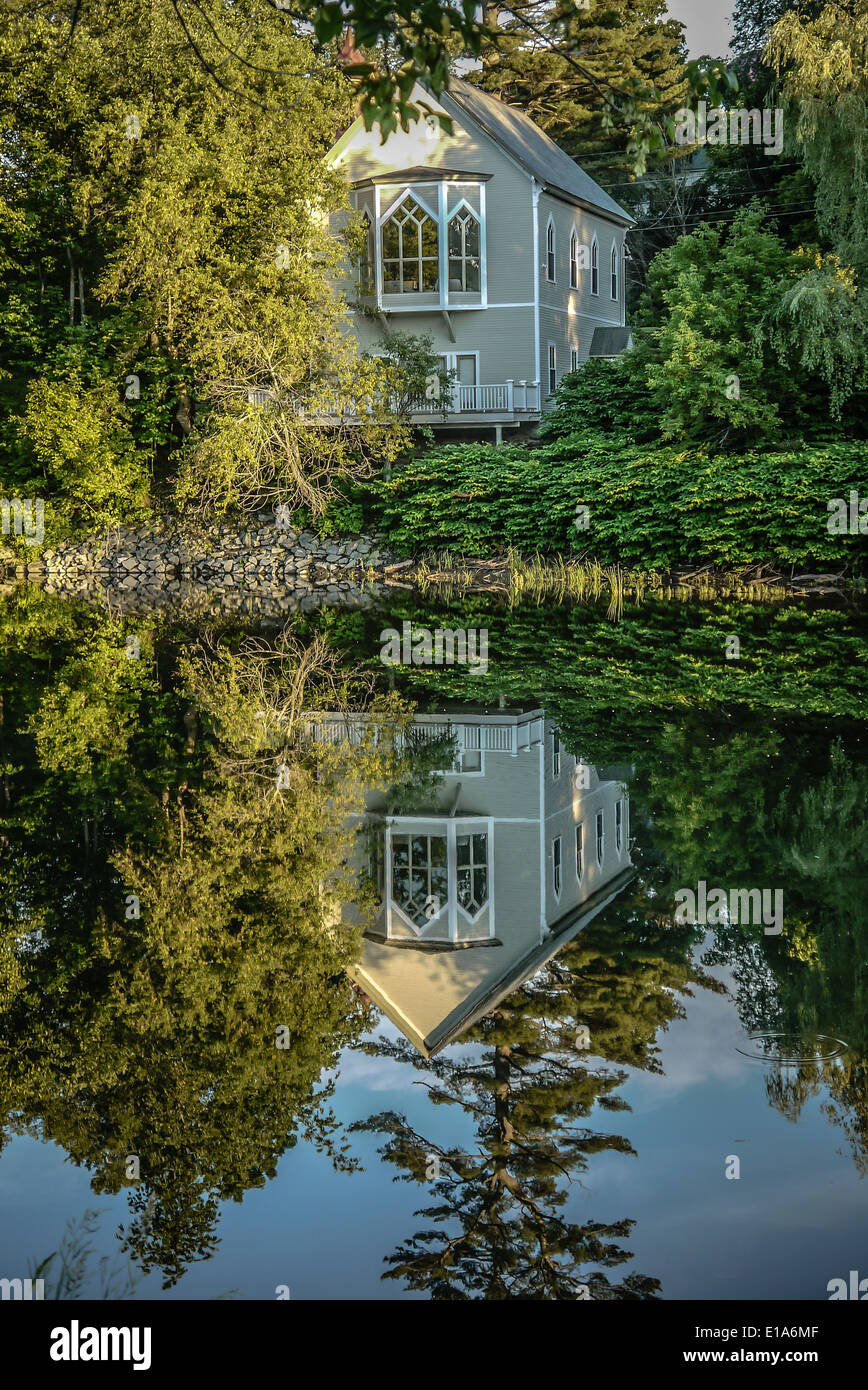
[443,78,635,227]
[350,866,636,1057]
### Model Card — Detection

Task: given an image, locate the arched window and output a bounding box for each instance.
[546,217,556,282]
[448,207,481,291]
[570,229,580,288]
[611,241,619,300]
[381,196,439,293]
[358,211,374,291]
[591,236,599,295]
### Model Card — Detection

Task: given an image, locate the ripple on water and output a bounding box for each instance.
[736,1031,848,1064]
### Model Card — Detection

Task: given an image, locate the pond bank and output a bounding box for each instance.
[1,520,858,616]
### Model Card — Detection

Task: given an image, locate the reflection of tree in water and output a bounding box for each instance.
[699,740,868,1174]
[0,605,410,1285]
[352,894,713,1299]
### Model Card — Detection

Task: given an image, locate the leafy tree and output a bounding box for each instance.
[0,605,415,1285]
[367,331,453,423]
[20,0,734,176]
[767,0,868,266]
[0,0,407,538]
[640,205,868,441]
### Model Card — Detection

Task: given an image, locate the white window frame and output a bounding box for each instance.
[616,798,623,854]
[384,816,495,943]
[591,235,599,296]
[546,216,556,283]
[569,228,580,288]
[553,835,562,900]
[379,188,440,296]
[595,809,604,866]
[357,210,374,291]
[570,347,579,373]
[576,822,584,882]
[611,240,619,301]
[373,181,487,309]
[447,198,483,294]
[548,342,557,395]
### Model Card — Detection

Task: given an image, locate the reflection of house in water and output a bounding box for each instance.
[316,706,635,1057]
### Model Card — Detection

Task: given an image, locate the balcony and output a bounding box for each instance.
[409,379,541,428]
[262,378,542,441]
[303,709,546,757]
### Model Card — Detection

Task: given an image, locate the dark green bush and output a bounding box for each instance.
[347,437,867,571]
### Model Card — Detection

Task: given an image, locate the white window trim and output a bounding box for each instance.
[379,189,440,298]
[591,235,599,296]
[576,822,584,883]
[547,341,557,395]
[570,347,579,373]
[595,809,605,867]
[552,731,561,778]
[546,215,556,283]
[437,349,481,409]
[610,240,619,301]
[446,196,483,296]
[569,226,580,289]
[553,835,562,901]
[457,749,486,776]
[384,816,495,942]
[372,180,487,311]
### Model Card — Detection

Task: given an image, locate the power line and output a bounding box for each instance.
[632,206,818,235]
[596,162,808,188]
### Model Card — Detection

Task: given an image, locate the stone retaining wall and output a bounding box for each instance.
[0,520,406,614]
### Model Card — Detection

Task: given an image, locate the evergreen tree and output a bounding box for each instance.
[351,898,712,1298]
[475,0,690,177]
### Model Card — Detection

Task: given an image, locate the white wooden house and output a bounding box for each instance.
[310,707,634,1056]
[326,79,635,440]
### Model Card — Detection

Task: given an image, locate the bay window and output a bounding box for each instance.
[381,196,439,293]
[369,179,486,307]
[379,818,494,943]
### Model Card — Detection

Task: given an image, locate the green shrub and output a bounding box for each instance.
[539,355,658,444]
[352,437,868,571]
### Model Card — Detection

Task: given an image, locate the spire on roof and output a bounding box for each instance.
[337,25,364,68]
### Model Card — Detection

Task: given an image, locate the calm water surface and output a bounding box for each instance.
[1,584,865,1300]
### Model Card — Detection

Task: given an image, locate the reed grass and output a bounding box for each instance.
[411,548,794,613]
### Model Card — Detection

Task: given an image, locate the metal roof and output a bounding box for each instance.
[443,78,636,226]
[589,326,634,357]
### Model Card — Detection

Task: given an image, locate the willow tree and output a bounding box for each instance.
[766,1,868,267]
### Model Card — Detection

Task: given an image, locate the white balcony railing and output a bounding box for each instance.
[411,380,541,417]
[303,711,547,756]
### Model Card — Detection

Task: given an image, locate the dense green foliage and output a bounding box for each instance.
[475,0,690,178]
[767,0,868,268]
[0,0,412,545]
[312,595,868,748]
[635,207,868,441]
[331,434,868,571]
[0,591,415,1284]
